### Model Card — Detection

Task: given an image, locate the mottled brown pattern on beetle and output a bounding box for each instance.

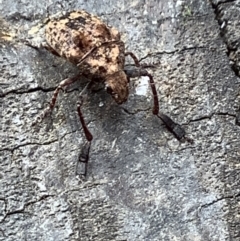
[45,10,128,103]
[33,9,188,169]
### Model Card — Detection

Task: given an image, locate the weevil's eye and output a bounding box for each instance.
[106,86,114,95]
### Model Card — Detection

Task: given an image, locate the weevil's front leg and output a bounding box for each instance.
[76,96,93,176]
[124,53,159,115]
[146,73,192,142]
[32,74,82,125]
[125,52,141,67]
[124,68,159,115]
[124,67,190,142]
[125,52,155,69]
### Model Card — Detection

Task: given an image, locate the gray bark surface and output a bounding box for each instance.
[0,0,240,240]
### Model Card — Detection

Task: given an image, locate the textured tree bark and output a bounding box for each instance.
[0,0,240,240]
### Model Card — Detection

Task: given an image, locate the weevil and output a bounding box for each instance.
[32,10,191,175]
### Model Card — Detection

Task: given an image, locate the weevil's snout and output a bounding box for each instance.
[105,71,129,104]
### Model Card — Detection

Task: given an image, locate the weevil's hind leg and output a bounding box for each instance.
[76,96,93,176]
[32,74,82,125]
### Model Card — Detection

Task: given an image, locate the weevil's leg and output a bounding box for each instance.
[143,72,187,140]
[125,52,156,69]
[125,52,141,67]
[76,141,91,176]
[125,68,189,141]
[146,72,159,115]
[158,113,193,143]
[124,68,158,115]
[76,96,93,176]
[147,74,192,142]
[32,74,82,125]
[146,72,190,141]
[77,98,93,142]
[157,112,186,140]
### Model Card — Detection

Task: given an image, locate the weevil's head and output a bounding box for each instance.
[105,70,129,104]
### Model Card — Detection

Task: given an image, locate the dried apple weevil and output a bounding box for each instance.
[31,10,191,175]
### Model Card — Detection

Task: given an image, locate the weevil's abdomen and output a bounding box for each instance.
[45,10,121,64]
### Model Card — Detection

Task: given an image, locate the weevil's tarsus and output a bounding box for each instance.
[76,141,91,176]
[157,113,186,140]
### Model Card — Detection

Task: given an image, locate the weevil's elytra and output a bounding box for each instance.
[34,10,190,175]
[45,10,128,104]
